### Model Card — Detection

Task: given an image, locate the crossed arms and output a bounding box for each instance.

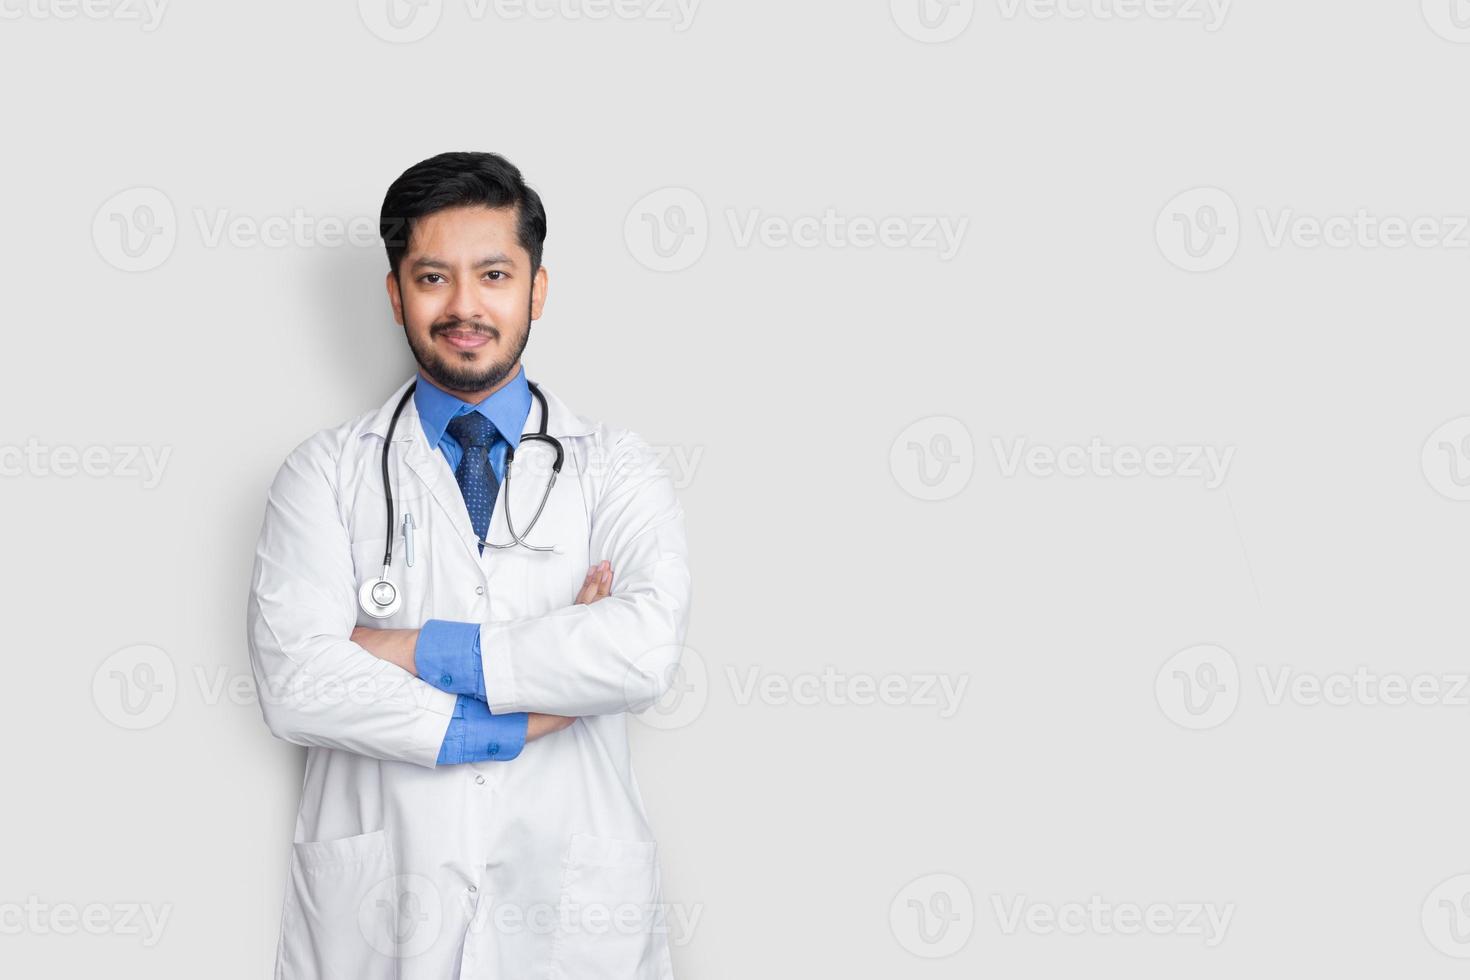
[245,429,692,770]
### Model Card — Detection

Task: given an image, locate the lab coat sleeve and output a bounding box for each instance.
[479,428,692,717]
[246,432,459,768]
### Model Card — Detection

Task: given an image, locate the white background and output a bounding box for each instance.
[4,0,1470,976]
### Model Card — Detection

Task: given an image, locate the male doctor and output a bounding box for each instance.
[246,151,692,980]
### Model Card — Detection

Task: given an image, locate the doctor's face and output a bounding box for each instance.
[387,204,548,398]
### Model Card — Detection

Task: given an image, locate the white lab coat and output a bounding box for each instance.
[245,372,691,980]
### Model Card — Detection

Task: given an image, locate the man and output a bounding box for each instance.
[246,151,692,980]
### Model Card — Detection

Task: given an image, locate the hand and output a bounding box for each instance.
[350,626,419,674]
[526,561,615,742]
[575,560,613,604]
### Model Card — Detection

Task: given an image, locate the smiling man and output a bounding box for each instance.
[246,151,692,980]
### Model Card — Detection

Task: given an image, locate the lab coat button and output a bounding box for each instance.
[468,884,477,893]
[475,585,485,595]
[475,774,485,784]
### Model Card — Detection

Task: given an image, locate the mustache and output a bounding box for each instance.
[433,321,497,336]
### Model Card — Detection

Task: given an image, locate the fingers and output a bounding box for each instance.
[595,560,612,597]
[574,567,599,605]
[575,561,613,604]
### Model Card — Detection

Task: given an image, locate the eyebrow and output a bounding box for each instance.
[410,252,516,271]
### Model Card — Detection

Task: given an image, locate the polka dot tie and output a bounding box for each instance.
[446,412,502,556]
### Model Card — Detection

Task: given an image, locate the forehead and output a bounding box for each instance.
[407,205,524,260]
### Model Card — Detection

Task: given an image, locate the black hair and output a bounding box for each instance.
[379,151,547,279]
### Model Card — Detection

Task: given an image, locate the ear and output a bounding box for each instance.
[385,269,404,326]
[530,264,549,321]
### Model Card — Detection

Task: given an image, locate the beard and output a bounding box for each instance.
[404,292,533,395]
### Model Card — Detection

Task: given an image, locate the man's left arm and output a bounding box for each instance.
[476,429,692,717]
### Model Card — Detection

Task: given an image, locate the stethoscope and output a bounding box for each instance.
[358,378,565,619]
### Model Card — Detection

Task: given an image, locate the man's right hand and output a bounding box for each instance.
[524,561,613,743]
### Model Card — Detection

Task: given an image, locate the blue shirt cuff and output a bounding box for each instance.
[436,695,528,765]
[416,619,485,700]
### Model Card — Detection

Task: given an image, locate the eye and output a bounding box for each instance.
[418,273,445,284]
[485,270,506,281]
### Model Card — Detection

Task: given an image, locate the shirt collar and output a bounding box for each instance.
[413,362,532,450]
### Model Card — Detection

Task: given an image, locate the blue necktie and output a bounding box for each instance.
[446,412,501,555]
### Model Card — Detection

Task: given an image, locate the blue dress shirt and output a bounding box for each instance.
[410,365,532,764]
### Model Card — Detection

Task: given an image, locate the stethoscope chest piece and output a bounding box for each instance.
[358,575,402,619]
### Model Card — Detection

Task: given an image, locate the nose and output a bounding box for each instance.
[446,274,486,324]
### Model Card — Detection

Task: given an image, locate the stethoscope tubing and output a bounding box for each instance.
[381,377,561,568]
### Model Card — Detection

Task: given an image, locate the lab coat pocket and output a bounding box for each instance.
[278,828,401,980]
[548,833,663,980]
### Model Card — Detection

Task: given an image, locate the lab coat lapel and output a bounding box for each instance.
[364,372,596,567]
[365,376,482,565]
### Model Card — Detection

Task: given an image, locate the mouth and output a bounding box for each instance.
[438,328,493,351]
